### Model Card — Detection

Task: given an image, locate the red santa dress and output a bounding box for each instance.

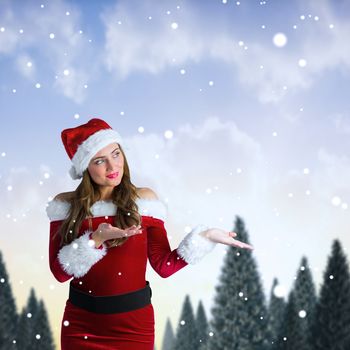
[46,197,216,350]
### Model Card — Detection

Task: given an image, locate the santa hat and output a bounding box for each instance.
[61,118,124,180]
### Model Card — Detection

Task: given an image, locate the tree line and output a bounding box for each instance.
[161,216,350,350]
[2,215,349,350]
[0,252,54,350]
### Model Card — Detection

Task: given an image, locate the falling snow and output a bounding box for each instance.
[164,130,173,139]
[273,284,287,298]
[273,33,288,47]
[331,196,341,206]
[298,59,307,67]
[298,310,307,318]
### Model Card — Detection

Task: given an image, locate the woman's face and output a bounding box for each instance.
[87,143,124,188]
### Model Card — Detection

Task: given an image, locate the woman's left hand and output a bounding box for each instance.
[199,228,254,250]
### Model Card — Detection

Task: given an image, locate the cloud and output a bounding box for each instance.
[102,0,350,103]
[53,67,89,104]
[0,0,94,103]
[314,148,350,199]
[15,54,36,80]
[332,113,350,134]
[1,116,349,348]
[125,116,263,224]
[122,117,350,294]
[102,0,205,79]
[2,0,349,104]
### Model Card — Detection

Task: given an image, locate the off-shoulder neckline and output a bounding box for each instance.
[51,197,161,204]
[46,197,167,222]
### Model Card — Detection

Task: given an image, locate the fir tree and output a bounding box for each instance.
[276,257,316,350]
[196,300,209,349]
[312,240,350,350]
[162,318,175,350]
[268,278,286,347]
[15,307,32,350]
[0,251,18,349]
[276,291,300,350]
[206,216,271,350]
[172,295,199,350]
[28,300,55,350]
[16,288,39,350]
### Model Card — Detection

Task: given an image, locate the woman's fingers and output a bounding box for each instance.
[231,239,254,250]
[124,225,143,236]
[102,224,143,239]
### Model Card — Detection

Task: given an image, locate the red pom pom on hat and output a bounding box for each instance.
[61,118,124,180]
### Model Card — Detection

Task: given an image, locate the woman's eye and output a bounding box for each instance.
[94,152,119,165]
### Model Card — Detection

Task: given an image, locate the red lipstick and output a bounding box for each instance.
[106,172,119,179]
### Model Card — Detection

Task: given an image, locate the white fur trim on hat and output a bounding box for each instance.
[177,224,216,264]
[58,231,107,278]
[71,128,123,179]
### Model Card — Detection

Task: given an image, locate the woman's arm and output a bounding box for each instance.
[146,217,189,278]
[46,198,107,281]
[142,187,253,277]
[49,220,74,282]
[139,188,217,277]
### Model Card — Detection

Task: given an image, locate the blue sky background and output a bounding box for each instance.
[1,0,350,348]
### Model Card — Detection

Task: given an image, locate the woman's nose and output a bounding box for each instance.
[106,158,120,171]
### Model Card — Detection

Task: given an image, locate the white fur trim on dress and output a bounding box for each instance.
[70,128,123,179]
[46,200,71,221]
[46,198,166,221]
[136,198,167,221]
[46,199,118,221]
[58,231,107,278]
[177,224,216,264]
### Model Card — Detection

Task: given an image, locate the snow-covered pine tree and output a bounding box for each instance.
[15,307,32,350]
[172,295,199,350]
[161,318,175,350]
[16,288,39,350]
[27,300,55,350]
[268,278,286,346]
[275,291,299,350]
[275,257,316,350]
[206,216,271,350]
[196,300,209,349]
[0,251,18,349]
[312,240,350,350]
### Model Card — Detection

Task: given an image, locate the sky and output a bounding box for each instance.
[1,0,350,348]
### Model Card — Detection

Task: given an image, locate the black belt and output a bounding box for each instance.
[69,281,152,314]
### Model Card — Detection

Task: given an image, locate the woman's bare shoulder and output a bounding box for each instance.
[54,191,75,201]
[136,187,159,200]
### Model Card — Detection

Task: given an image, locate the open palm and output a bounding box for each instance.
[200,228,254,250]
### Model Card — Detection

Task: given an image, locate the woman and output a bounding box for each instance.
[46,118,253,349]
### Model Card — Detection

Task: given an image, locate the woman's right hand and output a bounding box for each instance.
[91,223,143,248]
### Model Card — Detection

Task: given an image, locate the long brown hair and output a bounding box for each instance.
[57,144,141,248]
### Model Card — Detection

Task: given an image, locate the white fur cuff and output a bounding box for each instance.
[58,231,107,278]
[177,225,216,264]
